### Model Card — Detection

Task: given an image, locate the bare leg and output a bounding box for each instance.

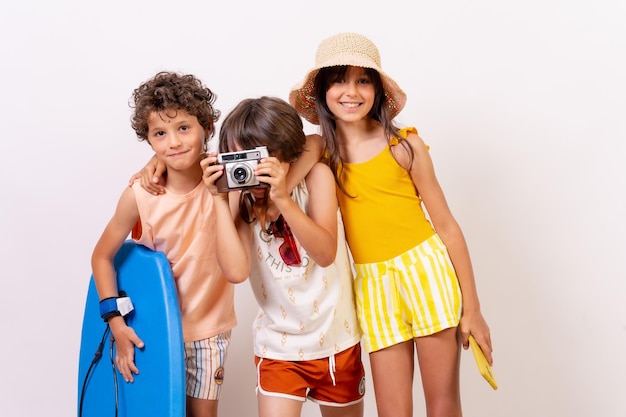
[186,397,218,417]
[369,340,415,417]
[320,401,364,417]
[415,327,462,417]
[258,393,303,417]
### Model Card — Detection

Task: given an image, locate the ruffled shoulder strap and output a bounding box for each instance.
[390,127,418,145]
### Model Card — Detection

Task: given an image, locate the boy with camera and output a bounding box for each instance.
[201,96,365,417]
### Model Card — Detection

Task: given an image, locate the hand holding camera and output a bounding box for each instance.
[215,146,270,193]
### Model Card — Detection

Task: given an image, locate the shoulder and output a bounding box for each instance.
[129,179,167,201]
[129,179,147,196]
[305,133,325,157]
[304,162,335,196]
[391,127,429,168]
[398,127,418,139]
[390,126,427,150]
[305,161,333,181]
[108,185,140,226]
[392,127,422,146]
[403,130,429,152]
[122,182,140,202]
[306,132,323,140]
[306,133,323,142]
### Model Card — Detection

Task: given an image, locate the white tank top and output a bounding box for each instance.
[248,181,361,361]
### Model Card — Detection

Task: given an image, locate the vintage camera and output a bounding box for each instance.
[216,146,269,192]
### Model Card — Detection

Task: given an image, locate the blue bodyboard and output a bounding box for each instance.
[78,240,185,416]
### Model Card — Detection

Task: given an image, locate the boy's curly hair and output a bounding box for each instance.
[130,71,220,142]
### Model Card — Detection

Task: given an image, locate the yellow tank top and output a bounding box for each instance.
[337,127,435,264]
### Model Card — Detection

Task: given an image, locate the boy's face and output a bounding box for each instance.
[147,109,207,172]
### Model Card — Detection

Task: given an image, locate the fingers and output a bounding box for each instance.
[200,152,218,170]
[137,159,166,195]
[112,329,145,383]
[255,158,287,196]
[128,171,142,187]
[130,332,145,349]
[460,331,470,350]
[115,346,139,383]
[201,154,224,195]
[155,159,167,179]
[115,354,136,383]
[477,334,494,365]
[255,157,281,179]
[465,330,493,365]
[142,172,166,196]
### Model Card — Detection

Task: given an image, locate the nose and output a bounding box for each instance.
[168,133,182,148]
[345,80,358,95]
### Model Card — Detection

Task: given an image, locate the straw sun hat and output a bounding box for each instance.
[289,32,407,125]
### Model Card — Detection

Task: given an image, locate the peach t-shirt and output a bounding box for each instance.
[132,181,236,342]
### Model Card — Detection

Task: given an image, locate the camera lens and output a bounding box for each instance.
[233,166,249,183]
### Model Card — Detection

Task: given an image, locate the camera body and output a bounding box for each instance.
[216,146,269,193]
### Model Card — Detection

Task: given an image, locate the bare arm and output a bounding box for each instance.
[91,187,145,381]
[285,133,325,190]
[256,157,338,267]
[292,162,338,266]
[201,154,251,283]
[400,132,493,364]
[265,134,326,221]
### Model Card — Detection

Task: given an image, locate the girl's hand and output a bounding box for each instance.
[108,317,144,383]
[201,153,226,197]
[128,155,167,195]
[459,309,493,365]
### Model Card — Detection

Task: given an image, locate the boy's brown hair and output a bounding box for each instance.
[219,96,306,163]
[130,71,220,143]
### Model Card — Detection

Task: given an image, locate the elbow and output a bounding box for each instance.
[223,266,250,284]
[218,250,250,284]
[90,249,107,272]
[314,243,338,268]
[316,256,335,268]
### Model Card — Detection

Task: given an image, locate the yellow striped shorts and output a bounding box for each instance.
[354,234,462,353]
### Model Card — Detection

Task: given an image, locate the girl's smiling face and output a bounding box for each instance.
[325,66,376,123]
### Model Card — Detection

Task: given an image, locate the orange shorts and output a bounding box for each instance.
[254,343,366,406]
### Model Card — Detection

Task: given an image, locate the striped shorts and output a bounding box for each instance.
[184,330,231,400]
[354,234,462,353]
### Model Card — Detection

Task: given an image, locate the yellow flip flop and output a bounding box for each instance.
[468,335,498,390]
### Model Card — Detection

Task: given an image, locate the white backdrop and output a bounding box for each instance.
[1,1,625,416]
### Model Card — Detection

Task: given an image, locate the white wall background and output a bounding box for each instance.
[1,1,624,416]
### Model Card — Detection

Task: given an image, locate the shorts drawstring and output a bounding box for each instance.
[329,354,337,386]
